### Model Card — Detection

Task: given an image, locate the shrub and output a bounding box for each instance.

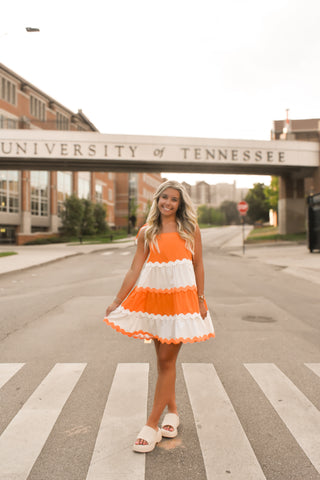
[94,203,109,233]
[60,196,109,238]
[81,199,96,236]
[60,195,84,237]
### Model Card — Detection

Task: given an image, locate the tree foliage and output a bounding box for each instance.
[94,203,108,233]
[60,196,108,237]
[264,176,279,212]
[197,205,225,225]
[245,183,270,223]
[60,195,84,237]
[220,201,241,225]
[129,197,139,230]
[81,199,96,236]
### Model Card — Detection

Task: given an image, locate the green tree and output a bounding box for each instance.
[128,197,139,233]
[210,208,225,225]
[264,176,279,212]
[245,183,269,223]
[60,195,84,237]
[197,205,211,224]
[220,201,240,225]
[94,202,108,233]
[198,205,225,225]
[81,199,96,235]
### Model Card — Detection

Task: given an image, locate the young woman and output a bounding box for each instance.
[105,180,214,453]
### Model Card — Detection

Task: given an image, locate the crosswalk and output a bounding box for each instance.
[101,251,131,256]
[0,362,320,480]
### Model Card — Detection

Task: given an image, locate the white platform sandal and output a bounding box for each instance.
[161,413,180,438]
[133,425,162,453]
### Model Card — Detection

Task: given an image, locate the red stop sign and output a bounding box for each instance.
[237,201,248,215]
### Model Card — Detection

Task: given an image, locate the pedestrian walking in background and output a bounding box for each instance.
[105,180,215,452]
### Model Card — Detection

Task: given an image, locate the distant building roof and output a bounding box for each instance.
[274,118,320,133]
[76,109,99,132]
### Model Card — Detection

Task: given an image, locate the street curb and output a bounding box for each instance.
[242,240,307,249]
[0,252,83,278]
[0,239,136,277]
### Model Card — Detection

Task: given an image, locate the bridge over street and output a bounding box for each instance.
[1,129,320,234]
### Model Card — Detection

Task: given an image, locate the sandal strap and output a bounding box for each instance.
[161,413,179,428]
[137,425,160,444]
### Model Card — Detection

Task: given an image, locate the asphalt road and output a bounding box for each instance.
[0,226,320,480]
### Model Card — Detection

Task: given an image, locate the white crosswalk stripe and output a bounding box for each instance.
[305,362,320,379]
[0,363,87,480]
[245,363,320,475]
[86,363,149,480]
[0,363,25,389]
[182,363,266,480]
[1,362,320,480]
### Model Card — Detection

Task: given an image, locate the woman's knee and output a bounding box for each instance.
[157,344,181,371]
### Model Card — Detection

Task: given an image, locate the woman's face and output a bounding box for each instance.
[157,187,180,218]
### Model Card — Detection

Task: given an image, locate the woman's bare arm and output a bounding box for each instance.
[192,225,208,319]
[105,228,149,315]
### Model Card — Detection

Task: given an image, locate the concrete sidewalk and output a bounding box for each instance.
[0,238,135,276]
[229,243,320,286]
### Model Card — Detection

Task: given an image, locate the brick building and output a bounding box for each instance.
[0,63,116,244]
[0,63,162,244]
[115,172,162,231]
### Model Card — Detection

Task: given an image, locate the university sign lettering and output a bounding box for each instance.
[0,141,286,163]
[0,130,318,174]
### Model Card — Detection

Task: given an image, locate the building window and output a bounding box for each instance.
[31,171,49,216]
[57,172,72,215]
[7,118,17,129]
[0,114,18,129]
[108,188,113,202]
[108,172,113,180]
[78,172,90,199]
[143,173,161,190]
[56,112,69,130]
[0,76,17,105]
[30,95,46,121]
[129,173,138,198]
[0,171,19,213]
[95,183,103,203]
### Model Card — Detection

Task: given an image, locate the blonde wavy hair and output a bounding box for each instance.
[144,180,198,253]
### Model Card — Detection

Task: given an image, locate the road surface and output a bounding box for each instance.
[0,226,319,480]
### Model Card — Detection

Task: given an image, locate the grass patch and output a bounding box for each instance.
[23,230,130,246]
[0,251,17,258]
[68,231,131,245]
[246,226,306,243]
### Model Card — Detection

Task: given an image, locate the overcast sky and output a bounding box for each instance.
[2,0,320,187]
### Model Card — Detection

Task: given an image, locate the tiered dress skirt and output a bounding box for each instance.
[104,232,215,344]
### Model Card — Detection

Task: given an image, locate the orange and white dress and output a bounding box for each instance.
[104,232,215,344]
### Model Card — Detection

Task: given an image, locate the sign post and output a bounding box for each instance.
[237,201,249,254]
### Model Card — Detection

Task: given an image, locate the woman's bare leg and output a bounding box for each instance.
[135,340,182,445]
